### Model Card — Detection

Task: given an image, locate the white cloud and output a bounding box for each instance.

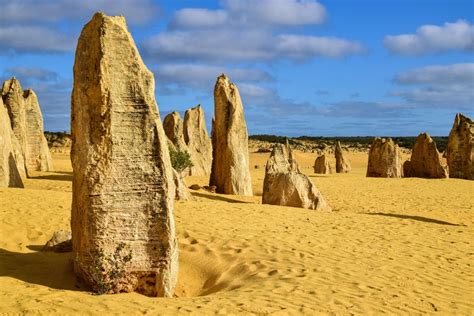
[170,0,326,29]
[3,67,59,83]
[155,64,273,91]
[275,35,366,59]
[0,0,159,25]
[0,26,74,53]
[144,30,365,62]
[224,0,326,26]
[391,63,474,108]
[146,0,362,62]
[384,20,474,55]
[170,9,229,29]
[394,63,474,84]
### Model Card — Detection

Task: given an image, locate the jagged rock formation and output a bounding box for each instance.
[313,154,332,174]
[71,12,178,297]
[335,141,351,173]
[366,138,403,178]
[183,105,212,176]
[447,113,473,180]
[1,78,53,174]
[42,230,72,252]
[262,141,330,210]
[163,112,187,151]
[23,90,54,171]
[405,133,448,178]
[172,169,193,201]
[0,96,24,188]
[210,74,252,196]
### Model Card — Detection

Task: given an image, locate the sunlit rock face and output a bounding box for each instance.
[447,113,473,180]
[71,12,178,297]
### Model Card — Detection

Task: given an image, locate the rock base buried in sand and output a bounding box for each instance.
[366,137,403,178]
[406,133,448,178]
[42,230,72,253]
[262,141,330,211]
[313,154,332,174]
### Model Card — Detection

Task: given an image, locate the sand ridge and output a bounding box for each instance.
[0,151,473,314]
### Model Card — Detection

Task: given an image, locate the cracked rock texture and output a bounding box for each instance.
[1,78,53,175]
[263,141,330,211]
[71,12,178,297]
[366,138,403,178]
[405,133,448,179]
[210,74,252,196]
[447,113,473,180]
[0,95,24,188]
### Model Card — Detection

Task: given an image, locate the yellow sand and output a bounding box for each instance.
[0,151,473,315]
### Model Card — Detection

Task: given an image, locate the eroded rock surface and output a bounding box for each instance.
[406,133,448,178]
[0,96,23,188]
[313,154,332,174]
[163,112,187,151]
[1,78,52,174]
[210,74,252,196]
[335,141,351,173]
[183,105,212,176]
[172,169,193,201]
[42,230,72,252]
[447,113,473,180]
[71,12,178,297]
[262,141,330,210]
[366,138,403,178]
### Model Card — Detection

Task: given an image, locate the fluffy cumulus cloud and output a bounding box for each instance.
[394,63,474,84]
[0,0,159,54]
[0,0,159,25]
[144,0,365,62]
[154,64,274,92]
[384,20,474,55]
[0,26,74,54]
[171,0,326,29]
[391,63,474,108]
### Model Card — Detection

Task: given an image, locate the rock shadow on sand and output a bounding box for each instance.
[0,247,83,291]
[366,213,465,226]
[191,192,254,204]
[30,171,73,182]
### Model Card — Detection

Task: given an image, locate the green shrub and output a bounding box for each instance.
[169,148,193,173]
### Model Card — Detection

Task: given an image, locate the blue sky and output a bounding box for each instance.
[0,0,473,136]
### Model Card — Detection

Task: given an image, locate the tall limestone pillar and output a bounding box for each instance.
[71,12,178,297]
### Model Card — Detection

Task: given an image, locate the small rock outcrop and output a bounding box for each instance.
[366,138,403,178]
[447,113,473,180]
[210,74,252,196]
[183,105,212,176]
[1,78,53,174]
[313,154,332,174]
[163,105,213,176]
[42,230,72,252]
[262,141,330,210]
[172,169,193,201]
[0,96,24,188]
[335,141,351,173]
[405,133,448,178]
[71,12,178,297]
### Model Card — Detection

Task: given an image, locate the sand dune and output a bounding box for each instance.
[0,151,473,314]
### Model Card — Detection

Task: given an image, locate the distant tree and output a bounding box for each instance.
[169,148,193,175]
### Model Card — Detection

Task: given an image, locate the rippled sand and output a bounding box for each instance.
[0,151,472,314]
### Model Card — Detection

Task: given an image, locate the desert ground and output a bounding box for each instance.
[0,150,473,315]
